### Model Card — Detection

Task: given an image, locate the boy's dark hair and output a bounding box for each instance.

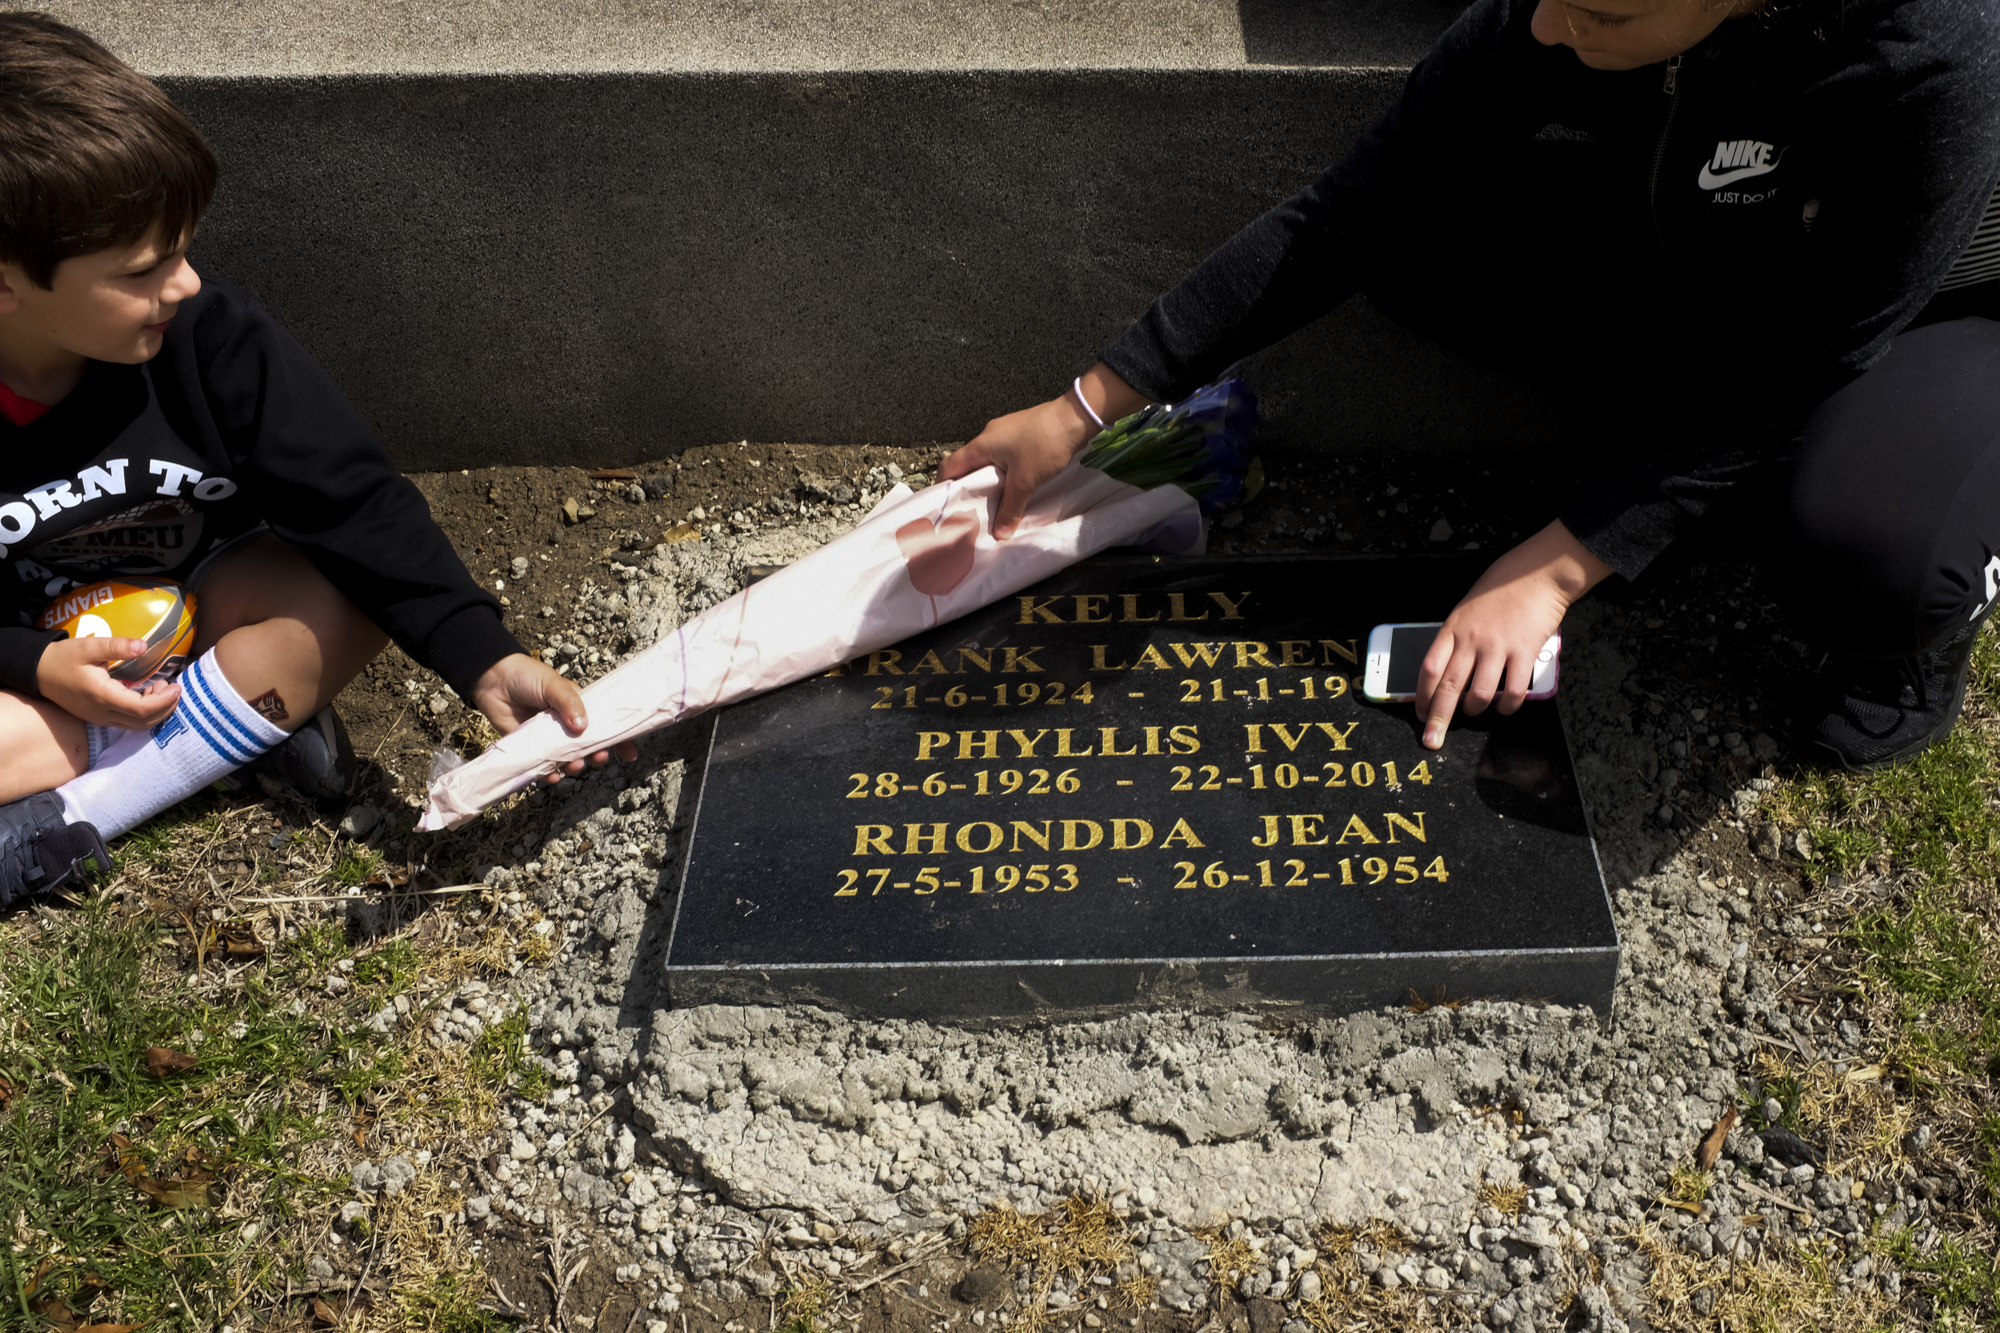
[0,12,217,289]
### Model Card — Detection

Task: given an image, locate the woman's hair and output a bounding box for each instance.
[0,11,217,288]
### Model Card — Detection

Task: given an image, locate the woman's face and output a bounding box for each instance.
[1529,0,1738,69]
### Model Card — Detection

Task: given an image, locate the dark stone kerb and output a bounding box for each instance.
[162,67,1574,471]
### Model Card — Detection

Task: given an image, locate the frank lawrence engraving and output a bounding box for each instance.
[666,554,1619,1020]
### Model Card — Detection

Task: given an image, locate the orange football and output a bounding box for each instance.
[38,578,198,686]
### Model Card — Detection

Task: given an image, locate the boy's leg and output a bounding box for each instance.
[188,533,390,731]
[50,534,388,840]
[0,688,90,805]
[1774,315,2000,768]
[0,691,108,905]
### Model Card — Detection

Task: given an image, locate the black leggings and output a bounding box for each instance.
[1378,273,1999,659]
[1775,315,2000,657]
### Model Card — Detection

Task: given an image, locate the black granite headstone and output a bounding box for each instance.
[666,554,1618,1019]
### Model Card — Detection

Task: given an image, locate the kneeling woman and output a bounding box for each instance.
[944,0,2000,771]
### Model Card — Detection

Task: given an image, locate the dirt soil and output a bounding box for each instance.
[339,438,1633,802]
[469,1219,1255,1333]
[340,442,944,798]
[338,434,1806,1016]
[301,437,1843,1333]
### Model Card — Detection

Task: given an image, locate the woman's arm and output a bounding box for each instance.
[942,0,1523,536]
[937,363,1149,537]
[1413,519,1612,748]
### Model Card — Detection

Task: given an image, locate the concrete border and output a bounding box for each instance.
[167,68,1574,471]
[55,0,1469,74]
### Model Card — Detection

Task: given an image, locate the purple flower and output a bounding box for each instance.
[1077,379,1258,515]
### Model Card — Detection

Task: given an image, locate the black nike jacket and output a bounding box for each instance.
[1099,0,2000,578]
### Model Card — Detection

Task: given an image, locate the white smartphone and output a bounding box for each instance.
[1362,621,1561,702]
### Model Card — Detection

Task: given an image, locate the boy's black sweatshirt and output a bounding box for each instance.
[1100,0,2000,579]
[0,279,523,698]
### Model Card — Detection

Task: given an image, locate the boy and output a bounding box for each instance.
[0,12,625,905]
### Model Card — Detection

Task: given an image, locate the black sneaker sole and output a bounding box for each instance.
[1802,655,1972,774]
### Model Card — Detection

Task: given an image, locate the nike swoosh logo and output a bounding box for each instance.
[1697,160,1777,189]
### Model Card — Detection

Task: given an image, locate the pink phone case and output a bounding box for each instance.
[1524,632,1562,699]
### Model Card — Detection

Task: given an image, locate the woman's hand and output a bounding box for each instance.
[1414,520,1612,749]
[469,652,638,783]
[36,636,183,729]
[939,363,1149,539]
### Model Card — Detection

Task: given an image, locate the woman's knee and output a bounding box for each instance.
[1777,470,1933,653]
[1778,318,2000,654]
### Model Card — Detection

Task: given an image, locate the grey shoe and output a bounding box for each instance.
[0,792,110,908]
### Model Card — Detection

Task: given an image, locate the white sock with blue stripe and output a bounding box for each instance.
[56,649,289,839]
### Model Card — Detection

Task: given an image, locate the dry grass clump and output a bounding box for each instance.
[1317,1220,1406,1263]
[375,1170,478,1329]
[779,1271,835,1331]
[1477,1181,1530,1220]
[1750,1050,1914,1178]
[1635,1223,1893,1333]
[1289,1222,1457,1333]
[967,1196,1152,1332]
[1195,1226,1260,1289]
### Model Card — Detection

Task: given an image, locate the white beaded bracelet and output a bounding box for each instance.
[1070,376,1107,431]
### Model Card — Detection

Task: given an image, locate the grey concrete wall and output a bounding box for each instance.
[53,2,1580,469]
[48,0,1469,74]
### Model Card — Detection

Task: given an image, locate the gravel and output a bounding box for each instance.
[358,472,1930,1327]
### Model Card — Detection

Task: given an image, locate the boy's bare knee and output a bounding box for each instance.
[0,689,90,802]
[198,535,378,638]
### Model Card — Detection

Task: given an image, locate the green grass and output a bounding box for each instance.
[0,901,346,1331]
[334,845,386,886]
[353,936,419,991]
[0,866,506,1331]
[110,804,213,876]
[1742,1067,1805,1131]
[1756,626,2000,1326]
[279,920,352,986]
[778,1273,835,1333]
[1878,1225,2000,1325]
[1667,1166,1714,1205]
[469,1006,553,1101]
[1844,886,2000,1110]
[1767,632,2000,890]
[396,1272,516,1333]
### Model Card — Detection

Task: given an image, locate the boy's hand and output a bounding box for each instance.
[36,636,183,729]
[469,652,638,783]
[939,363,1149,539]
[1413,520,1613,750]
